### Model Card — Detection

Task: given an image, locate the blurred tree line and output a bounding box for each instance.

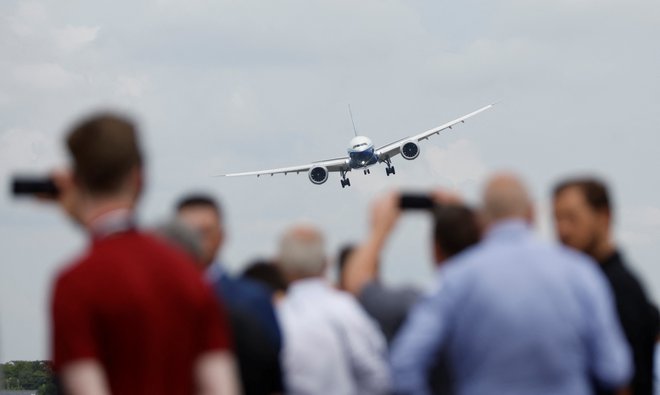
[1,360,57,395]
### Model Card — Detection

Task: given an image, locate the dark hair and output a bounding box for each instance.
[336,244,356,279]
[433,205,481,258]
[66,113,143,196]
[176,194,222,217]
[553,178,611,213]
[242,260,288,293]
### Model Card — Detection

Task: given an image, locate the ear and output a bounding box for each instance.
[597,208,612,230]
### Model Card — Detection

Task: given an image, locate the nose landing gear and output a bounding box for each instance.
[363,169,371,175]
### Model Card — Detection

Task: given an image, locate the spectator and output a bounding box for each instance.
[176,194,284,395]
[50,114,239,395]
[242,259,288,302]
[553,177,660,395]
[391,172,632,395]
[276,224,390,395]
[343,192,480,345]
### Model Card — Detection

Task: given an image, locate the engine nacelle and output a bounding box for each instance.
[400,140,420,160]
[308,166,329,185]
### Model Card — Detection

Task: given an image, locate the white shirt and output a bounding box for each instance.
[279,278,390,395]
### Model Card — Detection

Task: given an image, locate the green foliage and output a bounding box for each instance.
[2,360,57,395]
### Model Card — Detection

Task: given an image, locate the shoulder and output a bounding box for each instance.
[51,248,98,295]
[216,275,273,311]
[359,281,419,310]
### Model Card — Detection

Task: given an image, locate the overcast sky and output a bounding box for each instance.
[1,0,659,362]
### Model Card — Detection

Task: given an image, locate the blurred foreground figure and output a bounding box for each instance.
[277,224,390,395]
[177,194,284,395]
[50,114,239,395]
[344,192,480,394]
[391,172,632,395]
[554,177,660,395]
[343,192,479,345]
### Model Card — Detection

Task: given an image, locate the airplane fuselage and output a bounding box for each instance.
[347,136,378,169]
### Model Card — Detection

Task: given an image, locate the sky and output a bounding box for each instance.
[1,0,659,362]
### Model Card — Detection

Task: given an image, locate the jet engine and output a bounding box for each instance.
[400,140,420,160]
[308,166,329,185]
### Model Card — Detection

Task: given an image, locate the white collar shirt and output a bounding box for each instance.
[279,278,389,395]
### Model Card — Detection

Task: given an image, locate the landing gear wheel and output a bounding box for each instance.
[386,166,396,176]
[341,178,351,188]
[364,169,371,175]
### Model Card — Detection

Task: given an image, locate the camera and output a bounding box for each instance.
[399,193,435,210]
[11,176,60,198]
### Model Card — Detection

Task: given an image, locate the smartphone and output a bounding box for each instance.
[399,193,435,210]
[12,177,60,198]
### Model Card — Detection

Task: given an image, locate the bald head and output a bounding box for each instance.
[482,173,533,224]
[277,224,326,278]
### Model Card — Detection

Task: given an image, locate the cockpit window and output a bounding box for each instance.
[349,147,375,163]
[352,143,368,149]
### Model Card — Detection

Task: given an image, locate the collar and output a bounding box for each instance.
[288,277,327,295]
[89,209,135,239]
[485,219,531,240]
[599,249,622,267]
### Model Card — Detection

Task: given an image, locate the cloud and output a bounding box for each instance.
[0,128,61,183]
[53,25,100,53]
[423,139,488,187]
[116,75,149,98]
[12,62,83,90]
[618,206,660,246]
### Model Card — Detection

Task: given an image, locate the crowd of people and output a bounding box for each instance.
[40,112,658,395]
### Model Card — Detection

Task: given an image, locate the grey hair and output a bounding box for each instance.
[278,226,326,276]
[152,219,203,263]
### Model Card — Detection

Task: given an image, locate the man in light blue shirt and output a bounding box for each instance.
[390,173,632,395]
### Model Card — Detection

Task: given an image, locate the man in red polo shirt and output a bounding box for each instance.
[50,114,239,394]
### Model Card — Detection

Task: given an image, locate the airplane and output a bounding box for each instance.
[217,103,494,188]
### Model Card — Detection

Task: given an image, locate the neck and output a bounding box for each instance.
[591,236,616,263]
[82,196,135,232]
[288,273,320,284]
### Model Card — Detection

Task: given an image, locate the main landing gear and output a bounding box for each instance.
[363,169,371,175]
[340,170,351,188]
[382,158,395,176]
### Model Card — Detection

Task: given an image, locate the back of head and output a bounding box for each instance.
[434,205,481,259]
[67,113,143,197]
[242,260,288,293]
[482,172,533,225]
[277,225,326,279]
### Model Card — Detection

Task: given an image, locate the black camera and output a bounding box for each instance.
[399,193,436,210]
[11,176,60,198]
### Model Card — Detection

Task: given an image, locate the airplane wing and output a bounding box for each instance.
[376,103,494,160]
[216,156,350,178]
